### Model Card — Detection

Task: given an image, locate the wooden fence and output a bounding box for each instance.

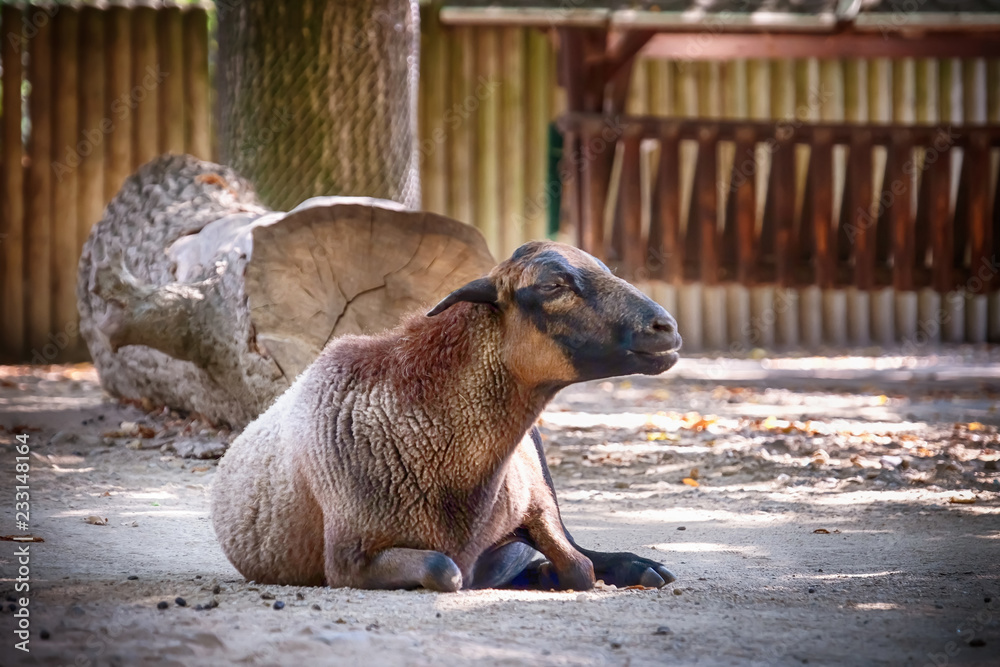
[418,6,1000,350]
[0,2,211,363]
[3,3,1000,361]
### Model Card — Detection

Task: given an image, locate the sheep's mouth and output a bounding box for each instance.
[629,348,680,369]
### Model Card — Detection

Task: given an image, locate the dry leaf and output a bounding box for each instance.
[84,515,108,525]
[968,422,985,431]
[813,528,831,534]
[681,477,699,487]
[949,496,977,504]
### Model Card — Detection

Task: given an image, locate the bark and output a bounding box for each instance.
[78,154,493,427]
[216,0,421,211]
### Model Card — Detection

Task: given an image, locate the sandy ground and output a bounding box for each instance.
[1,353,999,666]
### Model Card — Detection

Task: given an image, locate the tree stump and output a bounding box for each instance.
[77,155,494,427]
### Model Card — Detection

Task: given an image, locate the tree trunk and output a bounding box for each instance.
[77,155,493,427]
[216,0,421,211]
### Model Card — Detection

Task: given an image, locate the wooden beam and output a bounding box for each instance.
[889,132,914,292]
[643,32,1000,61]
[650,127,681,283]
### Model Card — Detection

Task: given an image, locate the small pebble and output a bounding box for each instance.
[194,604,204,611]
[273,601,285,610]
[576,593,587,602]
[296,592,305,600]
[653,625,673,635]
[985,597,992,603]
[672,588,683,596]
[212,584,221,594]
[677,526,686,531]
[609,638,624,649]
[40,630,50,640]
[157,601,169,610]
[195,575,202,580]
[969,638,986,648]
[312,604,322,611]
[436,612,442,618]
[175,597,187,607]
[127,575,138,581]
[808,588,816,594]
[261,592,275,600]
[935,604,944,609]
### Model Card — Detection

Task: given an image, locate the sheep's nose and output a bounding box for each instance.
[649,315,676,336]
[632,313,682,354]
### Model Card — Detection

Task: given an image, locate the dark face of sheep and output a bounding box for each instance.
[428,241,682,387]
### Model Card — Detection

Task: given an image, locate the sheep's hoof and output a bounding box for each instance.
[583,550,677,588]
[422,553,462,592]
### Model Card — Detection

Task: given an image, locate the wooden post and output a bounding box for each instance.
[524,28,551,243]
[421,6,450,217]
[811,130,835,290]
[846,131,874,346]
[78,7,105,254]
[696,127,719,286]
[501,27,526,256]
[476,27,501,255]
[448,27,475,225]
[51,7,80,359]
[966,132,991,293]
[650,127,681,284]
[771,134,797,289]
[131,6,159,170]
[25,14,54,354]
[849,132,875,292]
[580,121,610,259]
[732,127,757,286]
[928,144,953,295]
[619,132,643,277]
[105,6,132,202]
[183,7,211,160]
[157,6,185,155]
[889,132,915,294]
[1,5,25,358]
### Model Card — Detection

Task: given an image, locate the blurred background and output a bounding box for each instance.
[1,0,999,362]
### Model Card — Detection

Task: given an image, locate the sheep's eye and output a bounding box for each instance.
[537,282,566,295]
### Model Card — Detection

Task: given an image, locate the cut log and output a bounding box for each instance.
[78,155,495,427]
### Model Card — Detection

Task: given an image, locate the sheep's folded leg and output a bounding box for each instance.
[330,547,463,592]
[528,427,677,589]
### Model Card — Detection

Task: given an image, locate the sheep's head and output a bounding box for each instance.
[427,241,681,388]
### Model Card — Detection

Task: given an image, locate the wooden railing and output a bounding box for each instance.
[559,113,1000,349]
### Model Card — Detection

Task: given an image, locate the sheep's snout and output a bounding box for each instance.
[631,312,682,356]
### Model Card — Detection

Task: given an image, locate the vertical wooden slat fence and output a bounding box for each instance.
[417,4,1000,351]
[0,2,212,363]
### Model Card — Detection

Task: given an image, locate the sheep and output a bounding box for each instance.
[211,240,682,591]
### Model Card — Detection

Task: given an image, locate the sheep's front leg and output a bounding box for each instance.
[521,505,595,591]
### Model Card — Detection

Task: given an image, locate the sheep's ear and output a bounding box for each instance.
[426,277,498,316]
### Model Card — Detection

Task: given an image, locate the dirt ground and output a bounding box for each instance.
[1,352,999,666]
